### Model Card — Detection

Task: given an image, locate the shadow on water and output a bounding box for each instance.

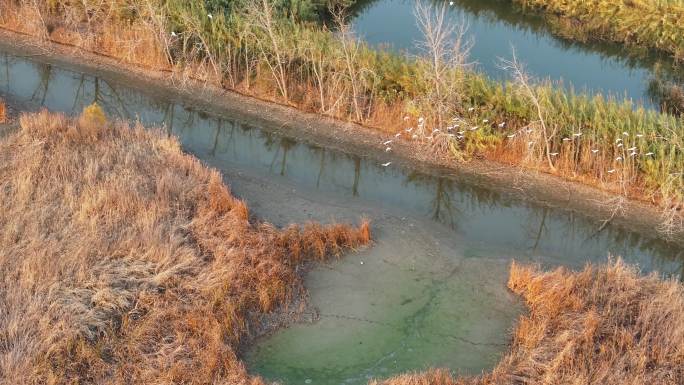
[347,0,683,109]
[1,49,683,384]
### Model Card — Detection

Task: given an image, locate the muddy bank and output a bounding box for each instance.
[0,28,681,247]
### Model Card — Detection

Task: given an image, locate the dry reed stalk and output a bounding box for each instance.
[0,99,6,123]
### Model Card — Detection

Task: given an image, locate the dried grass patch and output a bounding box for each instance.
[0,107,369,384]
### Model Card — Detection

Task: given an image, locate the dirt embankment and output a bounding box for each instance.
[0,29,680,247]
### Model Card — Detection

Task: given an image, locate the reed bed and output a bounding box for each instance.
[374,260,684,385]
[0,0,681,232]
[511,0,684,61]
[0,107,370,384]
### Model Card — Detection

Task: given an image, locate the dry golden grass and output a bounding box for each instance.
[0,98,6,123]
[0,107,370,384]
[374,260,684,385]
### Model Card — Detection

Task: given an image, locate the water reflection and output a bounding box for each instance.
[348,0,683,108]
[1,50,682,277]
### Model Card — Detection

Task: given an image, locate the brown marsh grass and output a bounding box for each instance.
[0,107,370,384]
[374,260,684,385]
[0,98,6,123]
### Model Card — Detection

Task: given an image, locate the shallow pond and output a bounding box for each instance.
[350,0,682,108]
[1,48,682,385]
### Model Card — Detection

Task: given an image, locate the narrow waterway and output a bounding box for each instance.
[1,49,682,385]
[350,0,682,108]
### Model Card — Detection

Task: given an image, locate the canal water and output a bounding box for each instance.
[349,0,683,108]
[1,49,682,385]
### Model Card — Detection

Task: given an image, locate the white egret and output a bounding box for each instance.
[381,162,392,167]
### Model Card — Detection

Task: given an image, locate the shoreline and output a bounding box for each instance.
[507,0,684,62]
[0,28,681,247]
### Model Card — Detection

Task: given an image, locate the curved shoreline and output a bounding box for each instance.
[0,28,681,247]
[507,0,684,62]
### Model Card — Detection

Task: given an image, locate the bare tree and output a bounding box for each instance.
[247,0,290,102]
[331,9,365,122]
[414,1,472,129]
[657,173,684,239]
[499,50,557,170]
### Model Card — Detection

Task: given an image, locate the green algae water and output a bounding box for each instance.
[0,45,682,385]
[246,250,519,384]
